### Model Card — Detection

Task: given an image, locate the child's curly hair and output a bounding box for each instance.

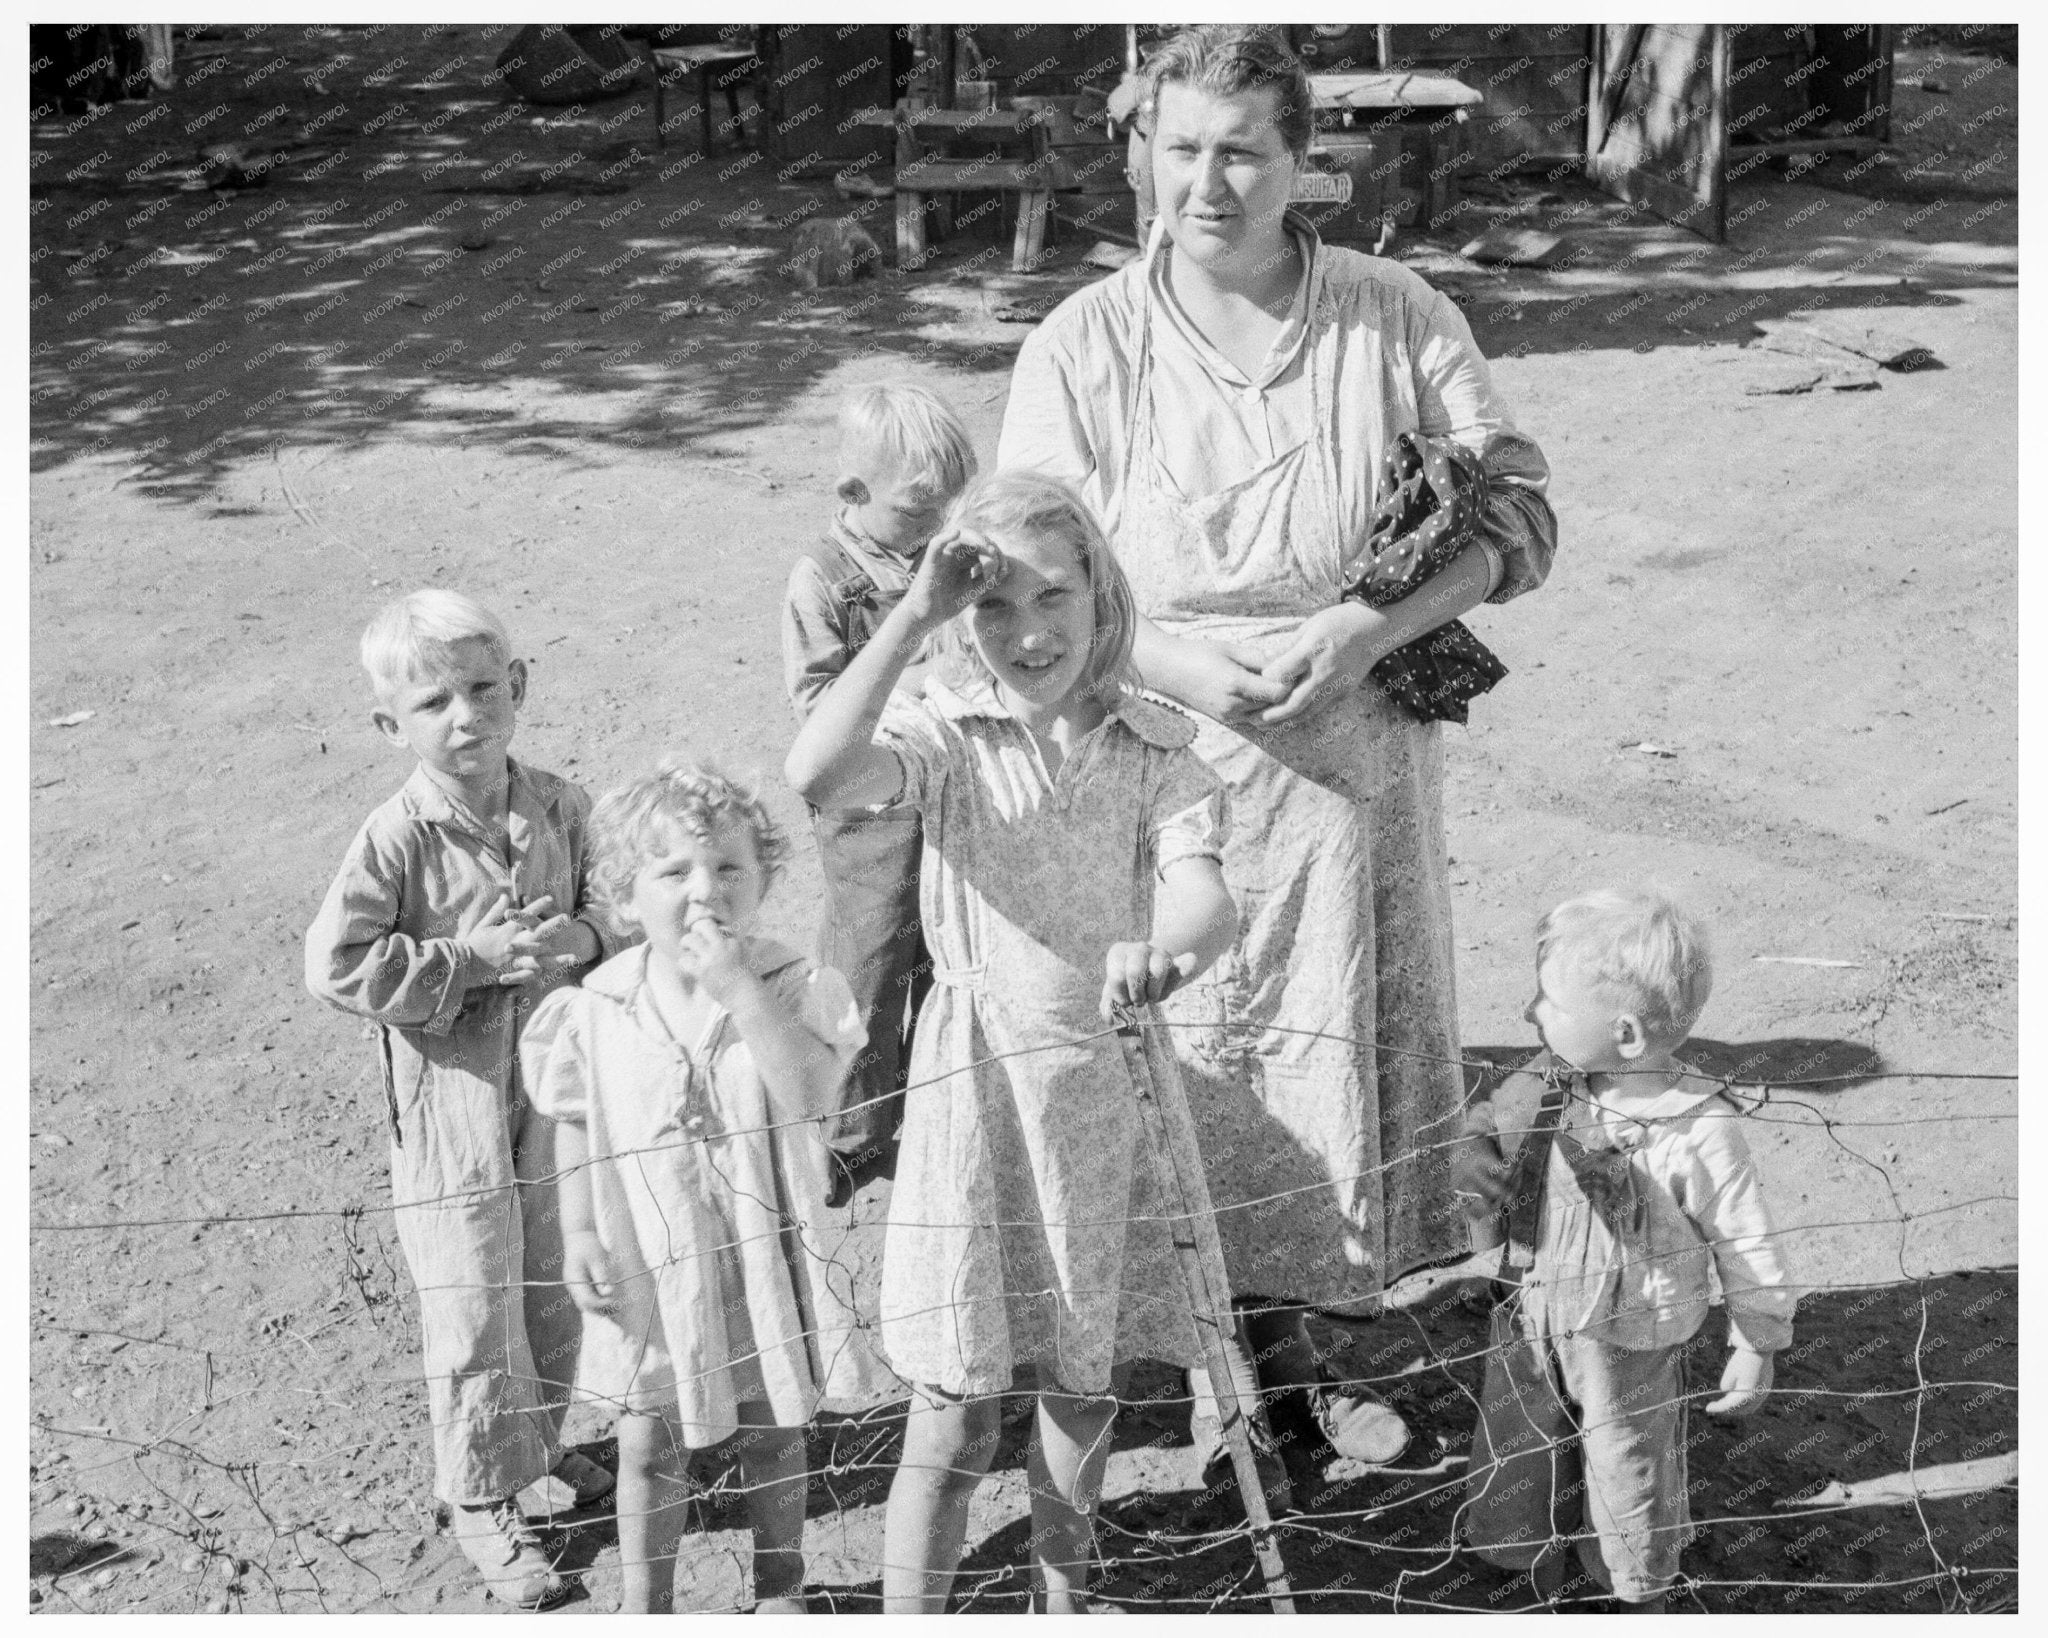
[587,762,790,914]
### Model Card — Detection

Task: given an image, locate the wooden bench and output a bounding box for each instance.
[850,103,1075,273]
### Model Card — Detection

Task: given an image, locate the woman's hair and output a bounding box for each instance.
[1139,25,1315,161]
[934,469,1139,710]
[837,381,979,499]
[1537,889,1715,1047]
[359,589,512,698]
[588,762,791,913]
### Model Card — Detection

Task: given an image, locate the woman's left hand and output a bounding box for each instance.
[1255,603,1392,724]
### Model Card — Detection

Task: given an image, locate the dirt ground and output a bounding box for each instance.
[27,25,2017,1614]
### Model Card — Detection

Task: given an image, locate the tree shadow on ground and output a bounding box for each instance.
[30,25,2020,506]
[28,169,1060,511]
[28,22,1088,509]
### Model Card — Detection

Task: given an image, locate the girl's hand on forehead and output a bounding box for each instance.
[910,525,1006,621]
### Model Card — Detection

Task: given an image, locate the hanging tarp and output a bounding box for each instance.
[1585,24,1728,242]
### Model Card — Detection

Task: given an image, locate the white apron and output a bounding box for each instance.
[1109,271,1467,1309]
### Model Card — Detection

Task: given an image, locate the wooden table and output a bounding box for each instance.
[647,43,756,155]
[1311,70,1485,111]
[1311,70,1484,231]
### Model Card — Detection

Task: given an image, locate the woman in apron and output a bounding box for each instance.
[997,25,1558,1495]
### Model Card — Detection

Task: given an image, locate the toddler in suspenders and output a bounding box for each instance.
[1455,891,1796,1610]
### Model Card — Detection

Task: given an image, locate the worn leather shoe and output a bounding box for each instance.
[451,1497,568,1610]
[1305,1373,1411,1467]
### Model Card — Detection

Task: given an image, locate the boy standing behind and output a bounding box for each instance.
[306,590,626,1609]
[782,384,978,1207]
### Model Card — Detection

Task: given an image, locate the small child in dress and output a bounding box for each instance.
[782,382,979,1208]
[786,469,1240,1612]
[520,765,873,1614]
[1454,890,1796,1611]
[305,589,624,1611]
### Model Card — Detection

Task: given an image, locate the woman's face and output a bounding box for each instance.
[1150,79,1300,275]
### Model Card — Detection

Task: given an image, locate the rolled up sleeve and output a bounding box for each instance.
[1478,430,1558,603]
[1412,291,1558,605]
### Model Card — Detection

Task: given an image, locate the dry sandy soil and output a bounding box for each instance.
[28,26,2017,1614]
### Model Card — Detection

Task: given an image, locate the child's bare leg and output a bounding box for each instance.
[735,1401,810,1612]
[616,1410,690,1613]
[883,1393,1001,1613]
[1028,1391,1117,1613]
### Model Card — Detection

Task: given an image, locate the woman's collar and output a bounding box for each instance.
[1145,211,1323,387]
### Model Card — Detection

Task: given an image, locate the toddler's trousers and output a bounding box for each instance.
[813,807,929,1161]
[389,1065,580,1506]
[1464,1299,1691,1604]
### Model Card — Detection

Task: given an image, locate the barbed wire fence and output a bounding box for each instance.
[29,1019,2018,1614]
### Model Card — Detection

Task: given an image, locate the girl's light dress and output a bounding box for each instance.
[874,673,1230,1398]
[521,940,878,1444]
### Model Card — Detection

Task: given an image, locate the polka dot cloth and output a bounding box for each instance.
[1348,431,1510,725]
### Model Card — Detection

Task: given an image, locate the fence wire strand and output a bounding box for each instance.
[30,1016,2016,1613]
